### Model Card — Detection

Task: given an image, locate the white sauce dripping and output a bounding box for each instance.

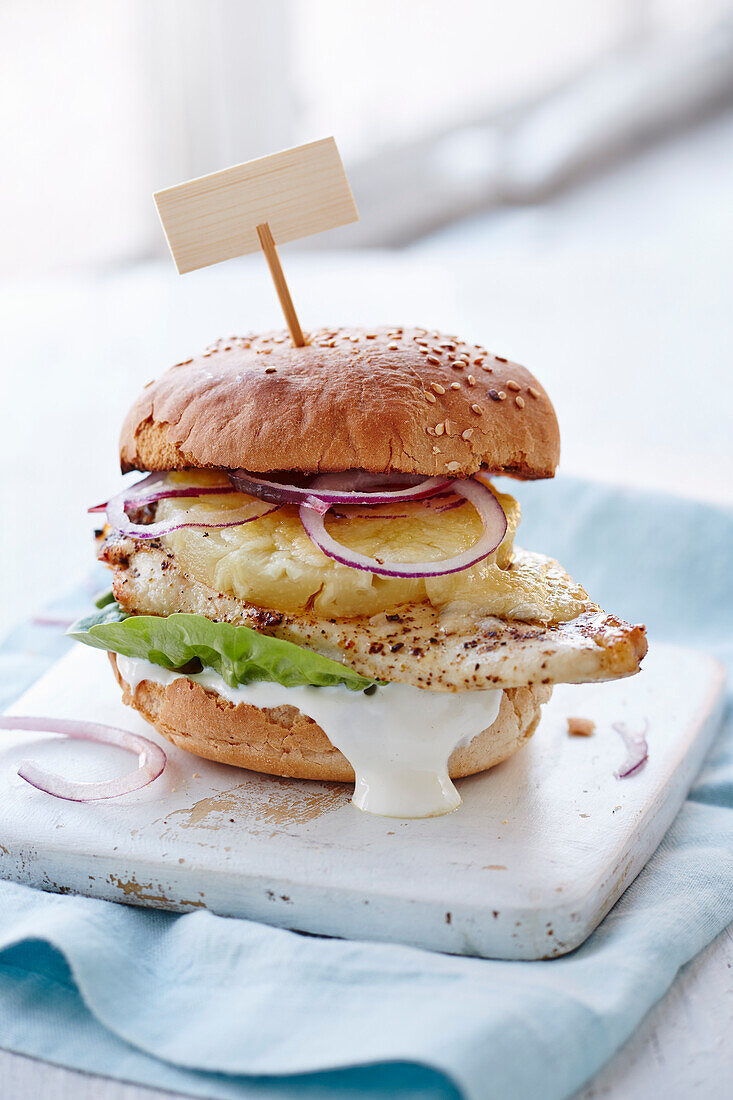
[116,655,502,818]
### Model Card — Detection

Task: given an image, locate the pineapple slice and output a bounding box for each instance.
[156,471,589,622]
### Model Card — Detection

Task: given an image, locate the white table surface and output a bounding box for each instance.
[1,113,732,1097]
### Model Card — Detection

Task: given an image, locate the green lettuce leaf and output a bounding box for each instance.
[93,587,116,609]
[68,605,378,692]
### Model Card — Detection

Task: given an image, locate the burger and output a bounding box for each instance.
[73,326,647,817]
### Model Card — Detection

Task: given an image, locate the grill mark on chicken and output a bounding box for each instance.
[100,535,647,691]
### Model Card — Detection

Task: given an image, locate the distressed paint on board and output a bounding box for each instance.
[0,644,724,959]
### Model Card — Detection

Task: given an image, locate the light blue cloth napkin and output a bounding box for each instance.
[1,477,731,1100]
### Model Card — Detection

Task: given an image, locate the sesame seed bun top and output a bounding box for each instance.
[119,326,560,479]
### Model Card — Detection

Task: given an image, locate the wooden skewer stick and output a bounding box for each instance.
[153,139,357,342]
[256,222,305,347]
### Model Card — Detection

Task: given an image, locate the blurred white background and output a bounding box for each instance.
[3,0,733,269]
[1,0,732,631]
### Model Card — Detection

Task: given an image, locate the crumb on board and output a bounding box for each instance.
[567,716,596,737]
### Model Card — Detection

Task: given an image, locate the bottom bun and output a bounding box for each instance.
[110,653,550,782]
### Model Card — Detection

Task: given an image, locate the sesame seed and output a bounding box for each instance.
[473,358,484,366]
[426,356,441,366]
[265,367,276,373]
[528,386,540,399]
[387,343,398,350]
[426,425,436,435]
[435,422,445,436]
[462,428,474,440]
[480,363,493,372]
[450,381,461,389]
[488,390,500,401]
[366,333,377,339]
[467,374,476,386]
[446,461,461,472]
[498,391,507,400]
[451,360,465,370]
[471,404,483,415]
[444,420,454,436]
[515,395,525,408]
[179,358,193,365]
[425,392,437,403]
[496,356,507,363]
[506,380,521,392]
[431,382,445,394]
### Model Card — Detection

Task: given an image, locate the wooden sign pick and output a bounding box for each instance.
[153,137,358,347]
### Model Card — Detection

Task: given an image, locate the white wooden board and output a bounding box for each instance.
[0,643,724,959]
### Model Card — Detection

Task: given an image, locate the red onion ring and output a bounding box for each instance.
[103,474,280,540]
[88,473,237,515]
[228,470,451,514]
[32,614,77,629]
[613,720,649,778]
[0,716,166,801]
[299,476,507,578]
[330,494,467,520]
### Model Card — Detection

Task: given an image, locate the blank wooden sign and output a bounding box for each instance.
[154,137,359,274]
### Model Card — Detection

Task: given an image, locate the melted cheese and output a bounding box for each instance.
[157,472,589,623]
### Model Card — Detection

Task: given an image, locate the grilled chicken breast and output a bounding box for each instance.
[101,535,647,691]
